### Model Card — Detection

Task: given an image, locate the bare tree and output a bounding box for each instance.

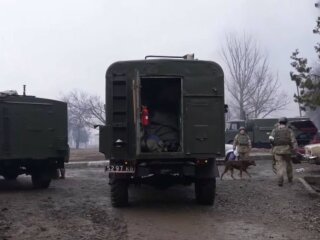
[221,33,289,119]
[86,95,106,126]
[247,65,289,118]
[61,90,105,148]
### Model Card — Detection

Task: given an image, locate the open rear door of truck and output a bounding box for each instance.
[133,71,141,156]
[103,71,131,159]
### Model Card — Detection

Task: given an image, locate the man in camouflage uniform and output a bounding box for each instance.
[269,117,297,187]
[233,127,252,160]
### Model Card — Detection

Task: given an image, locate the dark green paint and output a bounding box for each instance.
[225,117,317,148]
[0,94,68,178]
[99,59,225,160]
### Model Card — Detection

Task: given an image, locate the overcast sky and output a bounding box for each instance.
[0,0,318,117]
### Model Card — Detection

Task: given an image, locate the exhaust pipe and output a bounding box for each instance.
[23,85,26,96]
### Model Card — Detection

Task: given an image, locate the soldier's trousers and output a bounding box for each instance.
[238,152,249,161]
[274,154,293,184]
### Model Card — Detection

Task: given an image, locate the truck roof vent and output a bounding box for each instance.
[145,54,195,60]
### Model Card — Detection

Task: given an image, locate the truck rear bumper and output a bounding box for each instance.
[108,158,219,183]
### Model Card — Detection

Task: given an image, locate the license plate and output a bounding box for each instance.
[106,165,135,173]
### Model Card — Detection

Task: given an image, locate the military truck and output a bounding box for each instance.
[225,119,275,148]
[225,119,245,144]
[225,118,318,148]
[99,55,225,207]
[0,91,68,188]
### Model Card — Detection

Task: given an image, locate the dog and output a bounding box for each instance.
[220,160,256,180]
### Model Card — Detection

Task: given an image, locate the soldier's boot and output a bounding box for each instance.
[278,174,284,186]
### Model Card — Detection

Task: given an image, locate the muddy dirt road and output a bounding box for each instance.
[0,160,319,240]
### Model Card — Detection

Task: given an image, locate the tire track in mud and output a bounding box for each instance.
[0,208,11,240]
[0,170,129,240]
[1,164,320,240]
[41,202,128,240]
[38,176,128,240]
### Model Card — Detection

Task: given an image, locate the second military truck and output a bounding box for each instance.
[225,118,318,148]
[99,55,225,206]
[0,91,69,188]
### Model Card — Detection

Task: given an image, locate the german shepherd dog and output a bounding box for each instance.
[220,160,256,180]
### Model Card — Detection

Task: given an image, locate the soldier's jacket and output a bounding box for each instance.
[270,125,297,155]
[233,133,252,153]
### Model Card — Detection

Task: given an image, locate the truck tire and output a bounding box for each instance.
[110,180,128,207]
[195,178,216,205]
[32,172,51,189]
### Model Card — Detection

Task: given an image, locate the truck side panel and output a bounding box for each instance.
[184,97,224,155]
[0,98,68,160]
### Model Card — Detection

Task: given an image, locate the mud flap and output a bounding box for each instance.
[99,126,108,155]
[109,172,133,183]
[196,158,219,178]
[214,162,220,178]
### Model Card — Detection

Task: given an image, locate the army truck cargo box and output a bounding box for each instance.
[99,56,225,207]
[0,92,68,188]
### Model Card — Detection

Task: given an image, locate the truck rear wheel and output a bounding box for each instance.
[32,172,51,189]
[110,180,128,207]
[195,178,216,205]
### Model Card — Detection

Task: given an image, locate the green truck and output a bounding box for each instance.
[99,55,225,207]
[225,118,318,149]
[0,91,69,188]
